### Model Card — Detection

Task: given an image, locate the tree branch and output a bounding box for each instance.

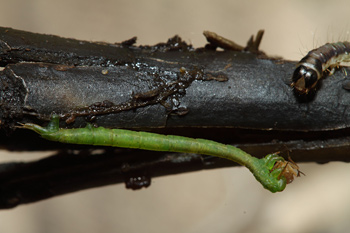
[0,27,350,208]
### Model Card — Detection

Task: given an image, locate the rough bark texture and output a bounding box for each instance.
[0,27,350,208]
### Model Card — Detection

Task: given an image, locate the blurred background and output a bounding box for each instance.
[1,0,350,232]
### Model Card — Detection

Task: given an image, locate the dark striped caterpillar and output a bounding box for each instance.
[18,116,303,193]
[291,42,350,95]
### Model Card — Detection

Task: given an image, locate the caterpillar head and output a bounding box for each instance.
[291,65,320,95]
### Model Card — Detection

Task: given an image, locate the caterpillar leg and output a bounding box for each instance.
[327,66,338,76]
[263,152,285,169]
[247,153,288,192]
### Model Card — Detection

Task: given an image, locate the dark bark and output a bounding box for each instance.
[0,27,350,208]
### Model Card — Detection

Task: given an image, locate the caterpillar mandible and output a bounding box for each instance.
[291,42,350,95]
[18,115,303,193]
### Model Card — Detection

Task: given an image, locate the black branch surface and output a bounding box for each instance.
[0,27,350,208]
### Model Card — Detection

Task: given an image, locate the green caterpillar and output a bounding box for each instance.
[19,115,300,193]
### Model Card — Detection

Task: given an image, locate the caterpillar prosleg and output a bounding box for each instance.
[18,115,303,193]
[291,42,350,95]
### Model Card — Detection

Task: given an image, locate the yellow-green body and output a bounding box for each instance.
[20,116,287,192]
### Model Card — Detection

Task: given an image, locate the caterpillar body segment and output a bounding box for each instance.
[19,116,298,193]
